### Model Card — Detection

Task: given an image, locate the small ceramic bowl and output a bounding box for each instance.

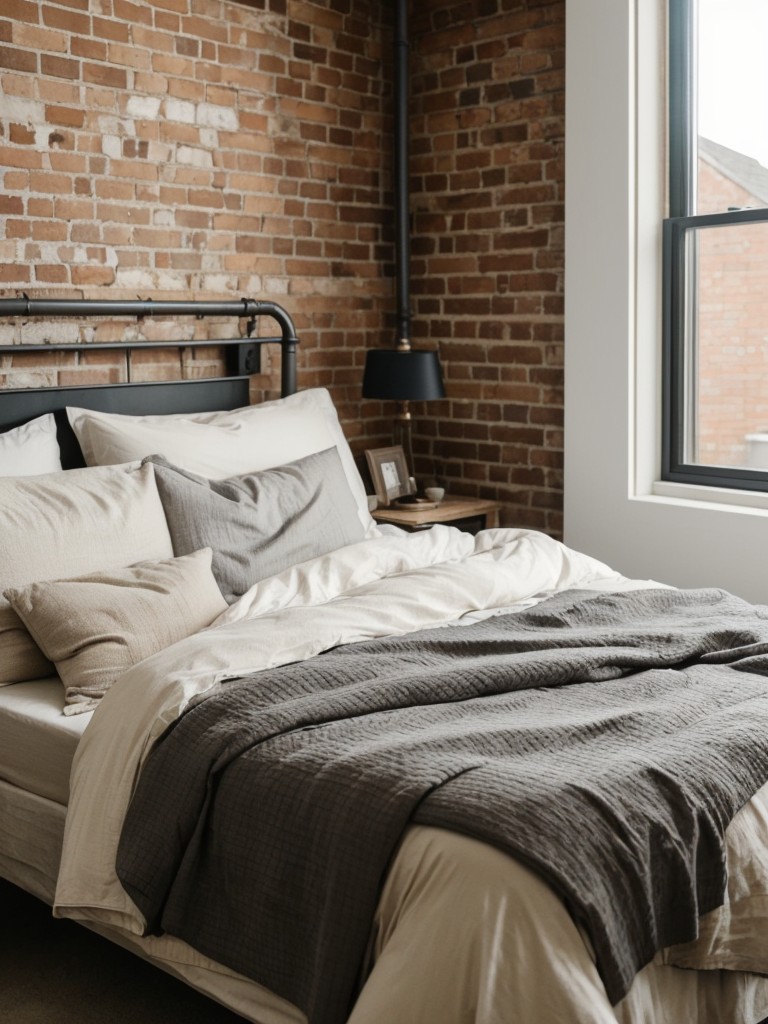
[424,486,445,504]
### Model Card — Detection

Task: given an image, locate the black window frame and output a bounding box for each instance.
[662,0,768,491]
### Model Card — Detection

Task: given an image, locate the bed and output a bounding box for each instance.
[3,298,768,1024]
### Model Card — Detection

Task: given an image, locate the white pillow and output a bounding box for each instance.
[66,389,377,535]
[0,413,62,476]
[0,462,174,686]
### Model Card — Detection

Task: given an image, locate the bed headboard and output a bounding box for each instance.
[0,297,299,468]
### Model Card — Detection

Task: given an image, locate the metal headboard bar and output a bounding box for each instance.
[0,297,299,396]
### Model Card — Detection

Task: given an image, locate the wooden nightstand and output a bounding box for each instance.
[371,497,502,535]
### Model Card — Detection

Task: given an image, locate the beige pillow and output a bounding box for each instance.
[5,549,228,715]
[0,462,173,686]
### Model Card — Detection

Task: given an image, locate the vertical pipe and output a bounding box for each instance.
[394,0,411,349]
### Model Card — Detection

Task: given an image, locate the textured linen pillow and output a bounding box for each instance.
[66,388,376,535]
[5,549,228,716]
[145,448,366,603]
[0,413,62,476]
[0,462,173,686]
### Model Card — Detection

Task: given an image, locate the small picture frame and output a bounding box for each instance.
[365,445,414,505]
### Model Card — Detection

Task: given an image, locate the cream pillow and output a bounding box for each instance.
[0,413,62,476]
[0,462,173,686]
[66,388,377,536]
[5,549,228,715]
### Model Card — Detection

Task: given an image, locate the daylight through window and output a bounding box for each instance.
[663,0,768,489]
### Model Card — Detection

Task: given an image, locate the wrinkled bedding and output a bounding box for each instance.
[51,527,768,1024]
[118,586,768,1023]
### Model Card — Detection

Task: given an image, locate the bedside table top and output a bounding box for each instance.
[371,496,501,528]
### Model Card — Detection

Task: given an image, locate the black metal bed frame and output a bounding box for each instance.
[0,297,300,469]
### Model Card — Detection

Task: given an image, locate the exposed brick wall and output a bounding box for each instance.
[0,0,393,417]
[0,0,567,536]
[407,0,566,535]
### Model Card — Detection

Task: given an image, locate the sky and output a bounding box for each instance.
[698,0,768,169]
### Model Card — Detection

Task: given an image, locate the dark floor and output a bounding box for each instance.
[0,878,248,1023]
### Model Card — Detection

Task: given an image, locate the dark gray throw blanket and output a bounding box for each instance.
[116,586,768,1024]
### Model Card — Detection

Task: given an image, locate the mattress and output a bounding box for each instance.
[0,680,90,804]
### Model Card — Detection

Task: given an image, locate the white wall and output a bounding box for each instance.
[564,0,768,603]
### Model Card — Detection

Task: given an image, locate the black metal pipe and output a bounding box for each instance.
[0,338,280,353]
[0,296,300,396]
[394,0,411,347]
[0,297,299,347]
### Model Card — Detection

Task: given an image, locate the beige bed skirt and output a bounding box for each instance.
[3,777,768,1024]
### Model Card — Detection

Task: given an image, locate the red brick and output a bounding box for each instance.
[0,46,37,72]
[41,54,81,79]
[71,265,116,286]
[35,264,69,283]
[113,0,153,25]
[4,0,39,23]
[31,220,68,241]
[0,264,31,282]
[83,62,128,88]
[45,105,85,128]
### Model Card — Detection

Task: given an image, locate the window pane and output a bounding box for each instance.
[697,0,768,215]
[687,220,768,468]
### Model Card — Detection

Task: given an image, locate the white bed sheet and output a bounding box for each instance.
[0,679,89,804]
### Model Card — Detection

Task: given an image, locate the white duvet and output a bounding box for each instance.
[53,527,768,1024]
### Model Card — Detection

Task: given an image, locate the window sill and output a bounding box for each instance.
[648,480,768,516]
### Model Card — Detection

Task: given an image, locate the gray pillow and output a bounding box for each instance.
[144,448,365,602]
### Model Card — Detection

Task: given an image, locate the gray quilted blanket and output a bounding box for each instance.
[116,586,768,1024]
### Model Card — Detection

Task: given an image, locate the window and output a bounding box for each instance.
[663,0,768,490]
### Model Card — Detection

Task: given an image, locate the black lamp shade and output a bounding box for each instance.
[362,348,445,402]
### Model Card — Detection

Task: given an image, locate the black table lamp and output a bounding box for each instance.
[362,339,445,494]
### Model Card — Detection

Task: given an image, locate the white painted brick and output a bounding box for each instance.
[2,96,45,124]
[147,141,172,163]
[102,135,122,158]
[200,274,237,293]
[164,98,196,124]
[260,276,289,295]
[154,269,190,290]
[97,116,136,138]
[114,268,189,291]
[114,268,158,291]
[21,321,80,344]
[35,242,63,264]
[200,253,222,272]
[153,209,174,226]
[5,370,58,388]
[35,126,53,149]
[176,145,214,168]
[126,95,161,119]
[197,103,238,130]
